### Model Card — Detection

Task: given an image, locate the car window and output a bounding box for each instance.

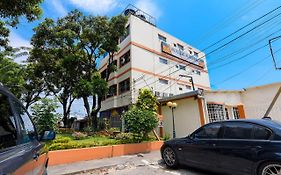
[254,125,271,140]
[12,100,37,143]
[195,123,221,139]
[0,93,18,151]
[223,122,253,139]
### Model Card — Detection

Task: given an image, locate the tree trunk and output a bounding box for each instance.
[90,95,102,130]
[62,101,68,127]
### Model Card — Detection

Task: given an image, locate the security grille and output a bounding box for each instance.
[207,104,225,122]
[233,107,240,119]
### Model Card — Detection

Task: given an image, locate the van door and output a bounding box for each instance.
[0,91,33,175]
[12,99,47,175]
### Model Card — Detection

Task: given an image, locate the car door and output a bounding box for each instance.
[0,91,34,175]
[181,123,222,170]
[216,122,259,175]
[11,99,47,175]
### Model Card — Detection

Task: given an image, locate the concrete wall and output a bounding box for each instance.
[242,83,281,121]
[205,91,243,106]
[161,97,201,138]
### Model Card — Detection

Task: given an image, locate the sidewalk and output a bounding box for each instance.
[47,151,162,175]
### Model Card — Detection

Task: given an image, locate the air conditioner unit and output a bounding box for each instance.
[120,57,126,64]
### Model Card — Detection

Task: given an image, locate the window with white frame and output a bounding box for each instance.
[233,107,240,119]
[159,78,168,85]
[207,104,226,122]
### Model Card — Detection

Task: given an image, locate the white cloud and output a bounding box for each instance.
[135,0,161,19]
[8,30,31,63]
[49,0,68,17]
[68,0,118,14]
[9,30,31,48]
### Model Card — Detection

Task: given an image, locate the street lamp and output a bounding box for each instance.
[167,101,177,138]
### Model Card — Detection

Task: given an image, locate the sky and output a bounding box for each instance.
[9,0,281,92]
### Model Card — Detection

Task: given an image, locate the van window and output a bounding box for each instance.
[0,93,17,151]
[12,100,36,143]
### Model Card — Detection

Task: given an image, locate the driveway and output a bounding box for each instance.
[49,151,218,175]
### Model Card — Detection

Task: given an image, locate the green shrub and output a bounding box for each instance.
[52,137,71,143]
[115,132,137,144]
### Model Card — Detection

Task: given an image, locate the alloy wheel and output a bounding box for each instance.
[262,164,281,175]
[163,147,176,167]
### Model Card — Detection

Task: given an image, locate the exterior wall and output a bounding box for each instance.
[242,83,281,121]
[100,14,211,113]
[161,97,201,138]
[205,91,242,106]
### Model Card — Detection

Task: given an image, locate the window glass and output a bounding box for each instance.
[179,65,186,70]
[0,93,17,151]
[254,126,271,140]
[158,34,166,42]
[13,101,36,143]
[159,78,168,85]
[107,84,117,98]
[195,123,221,139]
[177,43,184,50]
[207,104,226,122]
[119,25,130,43]
[119,50,130,68]
[159,57,168,64]
[119,78,130,94]
[233,107,240,119]
[223,122,253,139]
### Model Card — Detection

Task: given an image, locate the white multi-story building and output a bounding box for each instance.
[99,6,210,127]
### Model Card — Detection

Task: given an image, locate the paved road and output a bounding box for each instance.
[54,151,218,175]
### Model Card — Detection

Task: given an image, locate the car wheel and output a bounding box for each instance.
[258,162,281,175]
[162,146,179,168]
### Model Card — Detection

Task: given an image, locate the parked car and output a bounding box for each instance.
[0,85,55,175]
[161,119,281,175]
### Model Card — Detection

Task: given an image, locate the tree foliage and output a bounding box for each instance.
[123,89,158,141]
[0,0,43,26]
[31,98,59,134]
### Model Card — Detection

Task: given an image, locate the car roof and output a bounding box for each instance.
[212,119,281,131]
[0,85,21,103]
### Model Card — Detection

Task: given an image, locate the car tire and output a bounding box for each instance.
[162,146,179,168]
[258,162,281,175]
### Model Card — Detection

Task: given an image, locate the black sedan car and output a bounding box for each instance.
[161,119,281,175]
[0,85,55,175]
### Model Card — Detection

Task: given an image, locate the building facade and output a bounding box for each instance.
[99,7,210,127]
[159,82,281,138]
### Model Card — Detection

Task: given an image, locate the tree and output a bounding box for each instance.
[0,0,43,26]
[31,98,59,134]
[30,16,84,127]
[0,57,24,98]
[122,89,159,141]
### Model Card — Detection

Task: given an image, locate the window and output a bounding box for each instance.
[0,93,17,151]
[194,51,199,57]
[179,87,183,91]
[13,100,36,143]
[207,104,226,122]
[119,50,130,68]
[159,78,168,85]
[177,43,184,50]
[159,57,168,64]
[162,93,169,98]
[119,25,130,43]
[158,34,166,42]
[186,85,192,90]
[179,65,186,70]
[194,123,221,139]
[107,84,117,98]
[193,70,201,75]
[225,108,229,120]
[233,107,240,119]
[254,125,271,140]
[223,122,253,140]
[119,78,130,94]
[101,70,106,79]
[173,43,177,47]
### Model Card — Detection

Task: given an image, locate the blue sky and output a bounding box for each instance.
[9,0,281,91]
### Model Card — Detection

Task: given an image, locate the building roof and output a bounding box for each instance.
[158,90,200,103]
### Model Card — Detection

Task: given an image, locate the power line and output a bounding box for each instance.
[214,47,281,86]
[201,5,281,52]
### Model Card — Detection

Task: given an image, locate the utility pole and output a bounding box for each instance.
[179,74,195,91]
[263,36,281,118]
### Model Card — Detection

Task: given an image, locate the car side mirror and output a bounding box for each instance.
[40,130,56,141]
